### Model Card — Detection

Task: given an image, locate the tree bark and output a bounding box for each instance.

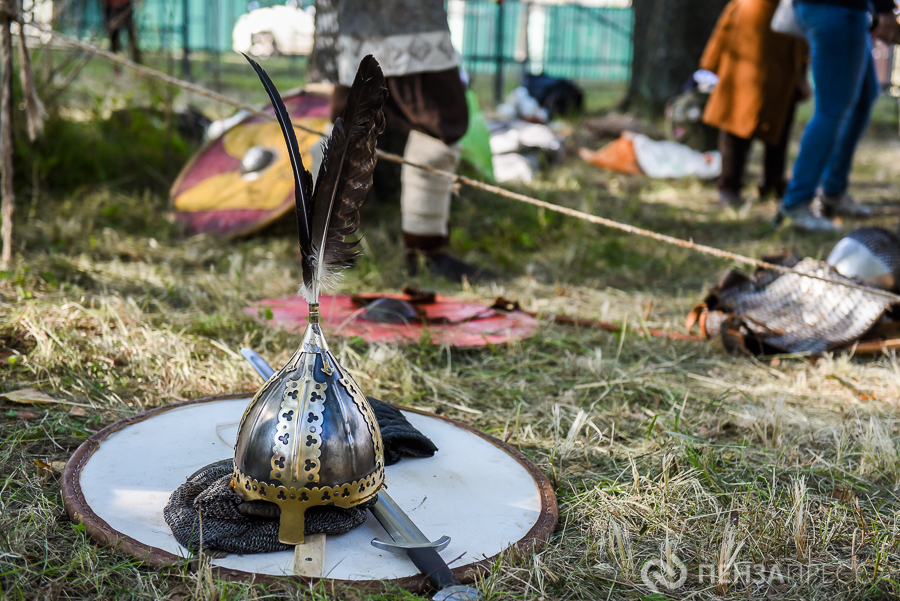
[623,0,729,116]
[0,14,15,269]
[307,0,339,84]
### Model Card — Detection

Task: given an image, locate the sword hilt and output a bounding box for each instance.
[369,491,482,599]
[371,534,451,553]
[432,585,483,601]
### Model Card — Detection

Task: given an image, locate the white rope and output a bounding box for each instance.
[32,23,900,304]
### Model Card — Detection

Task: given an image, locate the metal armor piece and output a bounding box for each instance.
[826,227,900,291]
[233,305,384,544]
[239,145,277,178]
[713,258,895,354]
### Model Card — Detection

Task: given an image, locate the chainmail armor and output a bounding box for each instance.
[710,258,895,354]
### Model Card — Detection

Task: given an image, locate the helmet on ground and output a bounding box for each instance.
[827,227,900,291]
[232,307,383,543]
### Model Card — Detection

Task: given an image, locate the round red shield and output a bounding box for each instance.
[246,294,539,347]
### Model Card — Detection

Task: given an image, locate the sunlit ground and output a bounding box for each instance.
[1,52,899,600]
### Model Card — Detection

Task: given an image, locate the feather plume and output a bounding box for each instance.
[246,54,386,302]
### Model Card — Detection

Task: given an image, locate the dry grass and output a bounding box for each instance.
[2,59,900,600]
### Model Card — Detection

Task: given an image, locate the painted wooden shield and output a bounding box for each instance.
[246,294,540,347]
[171,92,330,237]
[62,395,557,589]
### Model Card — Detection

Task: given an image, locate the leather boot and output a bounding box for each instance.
[404,233,497,283]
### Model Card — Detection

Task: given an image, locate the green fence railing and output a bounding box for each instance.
[460,1,632,81]
[57,0,290,53]
[56,0,633,83]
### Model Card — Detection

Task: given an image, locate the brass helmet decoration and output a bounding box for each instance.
[233,55,388,544]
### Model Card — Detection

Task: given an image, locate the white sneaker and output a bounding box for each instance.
[817,192,872,218]
[777,204,841,232]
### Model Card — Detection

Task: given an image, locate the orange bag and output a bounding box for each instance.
[578,133,642,174]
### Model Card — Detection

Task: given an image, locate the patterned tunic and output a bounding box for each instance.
[334,0,458,86]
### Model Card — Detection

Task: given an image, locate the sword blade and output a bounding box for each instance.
[370,490,452,552]
[240,349,481,600]
[241,348,275,380]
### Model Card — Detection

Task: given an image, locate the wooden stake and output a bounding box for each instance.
[292,533,326,578]
[0,13,14,269]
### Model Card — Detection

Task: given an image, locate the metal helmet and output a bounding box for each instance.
[232,305,384,544]
[827,227,900,291]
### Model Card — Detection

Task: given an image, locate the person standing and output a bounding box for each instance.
[700,0,810,208]
[776,0,898,231]
[329,0,492,282]
[101,0,141,65]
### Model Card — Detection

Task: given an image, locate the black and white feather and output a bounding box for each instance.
[245,54,387,302]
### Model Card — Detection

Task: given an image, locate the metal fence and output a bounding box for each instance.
[54,0,633,87]
[56,0,290,53]
[457,1,632,82]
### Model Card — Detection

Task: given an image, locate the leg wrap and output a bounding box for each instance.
[400,130,461,237]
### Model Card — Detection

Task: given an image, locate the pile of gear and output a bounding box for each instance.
[687,227,900,356]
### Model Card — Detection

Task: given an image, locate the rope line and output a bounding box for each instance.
[35,24,900,304]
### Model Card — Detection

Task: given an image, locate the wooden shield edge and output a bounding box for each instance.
[61,393,558,593]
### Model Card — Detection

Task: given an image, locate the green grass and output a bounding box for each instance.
[1,51,900,600]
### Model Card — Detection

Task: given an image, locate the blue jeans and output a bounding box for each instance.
[781,2,879,210]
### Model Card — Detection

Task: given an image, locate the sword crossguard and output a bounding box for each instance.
[371,534,451,554]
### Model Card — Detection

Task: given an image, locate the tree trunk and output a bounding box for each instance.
[307,0,339,84]
[0,15,15,269]
[623,0,729,116]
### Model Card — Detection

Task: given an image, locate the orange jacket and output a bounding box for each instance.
[700,0,808,144]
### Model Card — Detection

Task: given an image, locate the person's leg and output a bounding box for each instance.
[107,6,122,54]
[125,4,142,64]
[401,128,493,281]
[780,4,871,213]
[718,130,751,206]
[328,84,351,123]
[400,129,460,246]
[387,70,494,281]
[383,70,469,146]
[329,70,490,281]
[718,130,751,192]
[760,97,797,199]
[819,40,878,197]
